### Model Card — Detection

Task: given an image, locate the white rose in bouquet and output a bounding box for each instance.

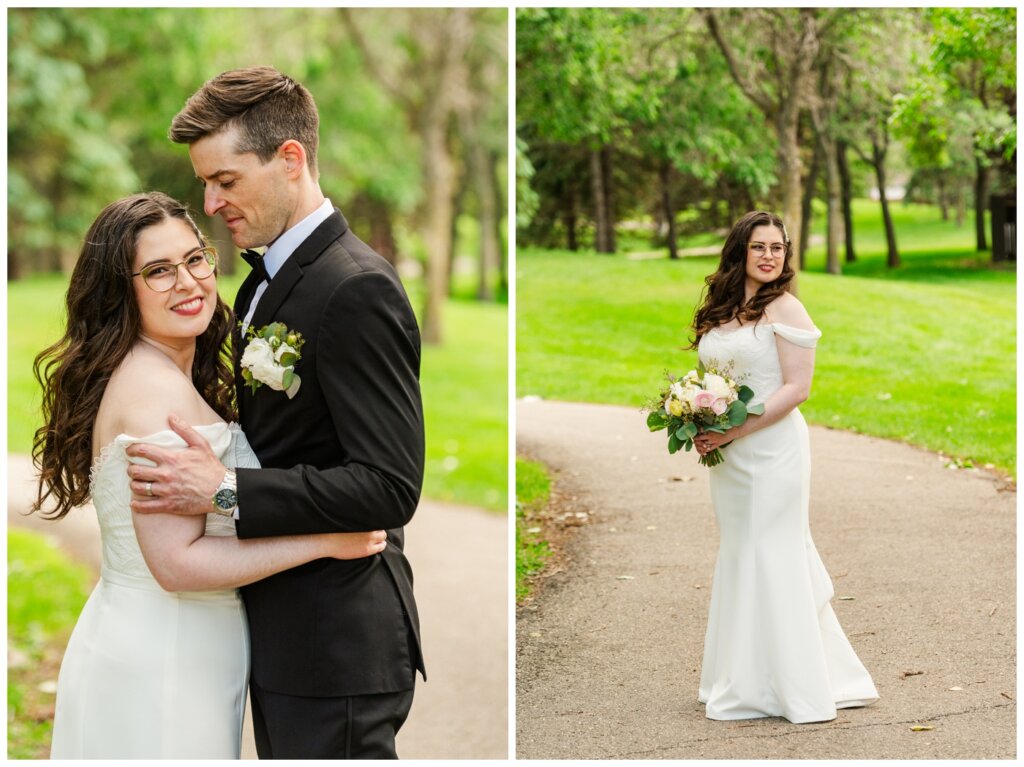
[703,373,735,403]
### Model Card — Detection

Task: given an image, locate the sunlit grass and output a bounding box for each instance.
[515,458,552,602]
[9,272,507,511]
[517,201,1015,476]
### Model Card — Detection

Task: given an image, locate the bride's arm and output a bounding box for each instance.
[132,510,385,592]
[114,361,384,592]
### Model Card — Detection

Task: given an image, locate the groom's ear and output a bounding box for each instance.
[278,140,307,179]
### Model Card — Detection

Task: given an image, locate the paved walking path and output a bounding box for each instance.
[8,454,507,760]
[516,400,1015,759]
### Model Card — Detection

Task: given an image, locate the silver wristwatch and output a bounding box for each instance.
[211,469,238,517]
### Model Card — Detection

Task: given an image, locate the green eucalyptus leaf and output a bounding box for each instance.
[747,402,766,416]
[647,411,668,431]
[729,400,748,426]
[738,385,754,404]
[282,368,295,391]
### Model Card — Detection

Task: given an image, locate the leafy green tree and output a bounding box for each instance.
[517,8,650,253]
[893,8,1016,252]
[8,9,138,276]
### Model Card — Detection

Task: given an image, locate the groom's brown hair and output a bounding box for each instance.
[169,66,320,176]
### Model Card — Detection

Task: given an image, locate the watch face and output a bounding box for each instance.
[214,488,238,510]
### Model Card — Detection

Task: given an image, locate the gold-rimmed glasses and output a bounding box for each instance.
[749,242,787,258]
[132,246,218,292]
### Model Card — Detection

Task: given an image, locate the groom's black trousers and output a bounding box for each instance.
[249,679,415,759]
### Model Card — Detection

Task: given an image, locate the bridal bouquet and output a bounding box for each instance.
[645,362,764,467]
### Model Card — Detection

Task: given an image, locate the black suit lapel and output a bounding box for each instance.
[249,210,350,330]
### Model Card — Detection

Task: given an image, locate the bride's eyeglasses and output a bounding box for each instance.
[132,247,218,292]
[748,242,787,258]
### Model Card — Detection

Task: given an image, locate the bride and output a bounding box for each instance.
[689,210,879,723]
[33,192,386,758]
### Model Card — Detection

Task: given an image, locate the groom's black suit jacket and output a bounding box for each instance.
[232,210,425,698]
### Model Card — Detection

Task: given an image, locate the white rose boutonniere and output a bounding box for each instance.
[240,322,305,399]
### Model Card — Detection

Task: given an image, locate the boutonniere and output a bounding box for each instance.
[239,322,305,399]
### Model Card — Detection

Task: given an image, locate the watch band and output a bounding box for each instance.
[212,468,238,517]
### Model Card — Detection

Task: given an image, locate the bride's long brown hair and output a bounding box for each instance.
[689,210,795,349]
[32,192,236,519]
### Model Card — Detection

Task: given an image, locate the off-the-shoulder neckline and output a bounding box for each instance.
[709,321,818,336]
[90,421,239,482]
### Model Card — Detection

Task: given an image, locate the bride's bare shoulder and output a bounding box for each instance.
[97,345,215,443]
[764,291,814,329]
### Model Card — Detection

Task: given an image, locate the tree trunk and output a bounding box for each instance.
[837,139,855,263]
[600,145,616,253]
[659,159,678,260]
[974,157,989,251]
[447,169,467,295]
[563,183,578,251]
[488,149,507,295]
[8,247,20,280]
[207,214,237,275]
[955,185,966,228]
[822,133,842,275]
[590,147,609,252]
[777,107,803,294]
[473,142,500,302]
[421,115,457,345]
[872,140,900,267]
[938,176,950,220]
[800,135,822,270]
[368,199,398,268]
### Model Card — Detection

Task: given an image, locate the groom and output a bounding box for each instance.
[126,67,425,759]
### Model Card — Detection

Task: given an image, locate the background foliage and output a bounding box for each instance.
[516,7,1016,268]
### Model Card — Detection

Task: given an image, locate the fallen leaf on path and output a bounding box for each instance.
[900,670,924,680]
[615,575,635,581]
[1001,691,1013,701]
[670,476,694,482]
[837,596,855,601]
[910,725,934,732]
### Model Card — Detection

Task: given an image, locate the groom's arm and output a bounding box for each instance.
[235,270,425,539]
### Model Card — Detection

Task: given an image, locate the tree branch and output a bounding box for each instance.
[701,9,774,115]
[338,8,416,114]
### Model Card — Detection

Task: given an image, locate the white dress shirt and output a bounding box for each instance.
[240,197,335,332]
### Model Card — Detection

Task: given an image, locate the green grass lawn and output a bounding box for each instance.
[7,529,95,759]
[515,457,552,602]
[8,271,507,511]
[518,200,1015,476]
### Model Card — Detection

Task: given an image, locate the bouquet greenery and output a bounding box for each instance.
[646,361,764,467]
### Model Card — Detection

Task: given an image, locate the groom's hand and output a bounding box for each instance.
[126,415,226,516]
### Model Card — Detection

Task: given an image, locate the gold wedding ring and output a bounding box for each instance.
[146,481,154,497]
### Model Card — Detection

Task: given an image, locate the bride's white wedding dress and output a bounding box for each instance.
[696,322,879,723]
[50,422,259,758]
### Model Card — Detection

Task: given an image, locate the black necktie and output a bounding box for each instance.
[240,249,271,284]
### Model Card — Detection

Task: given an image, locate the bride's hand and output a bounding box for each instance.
[695,430,730,456]
[322,530,387,560]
